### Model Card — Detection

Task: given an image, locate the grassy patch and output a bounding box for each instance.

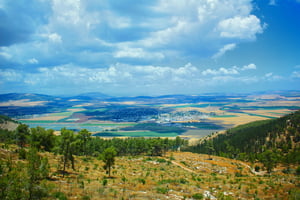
[93,131,179,137]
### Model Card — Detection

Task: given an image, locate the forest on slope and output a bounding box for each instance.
[185,110,300,172]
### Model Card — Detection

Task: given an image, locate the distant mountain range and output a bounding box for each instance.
[1,90,300,103]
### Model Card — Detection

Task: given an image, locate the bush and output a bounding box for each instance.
[156,187,169,194]
[52,191,67,200]
[255,165,260,172]
[81,195,91,200]
[296,166,300,175]
[18,148,26,159]
[156,158,166,163]
[192,193,204,200]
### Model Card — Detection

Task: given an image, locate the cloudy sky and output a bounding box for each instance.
[0,0,299,96]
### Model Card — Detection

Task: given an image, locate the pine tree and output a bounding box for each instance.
[101,147,117,177]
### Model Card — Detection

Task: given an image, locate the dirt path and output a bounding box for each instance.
[239,162,266,176]
[170,160,197,174]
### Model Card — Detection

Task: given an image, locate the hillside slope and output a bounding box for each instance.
[186,110,300,165]
[0,115,19,131]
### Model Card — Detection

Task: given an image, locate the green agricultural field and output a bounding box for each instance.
[93,131,179,137]
[81,123,136,127]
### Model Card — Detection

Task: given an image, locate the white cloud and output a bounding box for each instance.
[292,71,300,78]
[0,0,264,67]
[28,58,39,64]
[202,67,239,76]
[0,62,285,95]
[212,43,236,58]
[218,15,263,40]
[0,69,22,82]
[241,63,256,70]
[48,33,62,43]
[114,47,164,60]
[264,72,282,81]
[0,51,12,60]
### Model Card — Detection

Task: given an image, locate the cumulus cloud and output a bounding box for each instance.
[202,64,256,76]
[0,0,274,95]
[0,62,267,95]
[241,63,256,70]
[217,15,263,40]
[0,0,263,66]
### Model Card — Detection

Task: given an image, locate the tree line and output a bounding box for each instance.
[0,117,187,199]
[0,121,187,169]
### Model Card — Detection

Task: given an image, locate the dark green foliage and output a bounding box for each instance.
[156,187,169,194]
[0,115,18,123]
[259,150,279,173]
[81,195,91,200]
[0,129,15,143]
[0,148,50,200]
[255,165,260,172]
[185,110,300,165]
[30,126,56,151]
[121,123,185,134]
[289,188,300,200]
[77,129,92,156]
[192,193,204,200]
[57,128,78,174]
[15,124,30,148]
[18,147,27,159]
[100,147,117,177]
[296,166,300,175]
[52,191,68,200]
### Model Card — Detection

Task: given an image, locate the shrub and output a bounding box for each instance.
[156,158,166,163]
[192,193,203,200]
[156,187,169,194]
[18,148,26,159]
[52,192,67,200]
[81,195,91,200]
[296,166,300,175]
[255,165,260,172]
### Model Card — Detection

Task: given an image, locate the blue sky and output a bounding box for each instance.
[0,0,299,96]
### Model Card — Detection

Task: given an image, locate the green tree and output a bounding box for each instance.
[101,147,117,177]
[58,128,78,175]
[259,150,279,173]
[15,124,30,148]
[30,126,55,151]
[27,147,49,199]
[77,129,91,156]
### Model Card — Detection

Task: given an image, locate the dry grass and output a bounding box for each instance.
[0,99,48,107]
[1,145,299,200]
[34,151,299,199]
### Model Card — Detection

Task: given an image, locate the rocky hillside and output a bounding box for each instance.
[0,115,19,131]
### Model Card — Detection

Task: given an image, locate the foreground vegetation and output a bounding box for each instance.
[0,114,300,199]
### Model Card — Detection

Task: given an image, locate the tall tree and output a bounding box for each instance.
[15,124,30,148]
[58,128,78,175]
[101,147,117,177]
[27,147,49,200]
[77,129,91,156]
